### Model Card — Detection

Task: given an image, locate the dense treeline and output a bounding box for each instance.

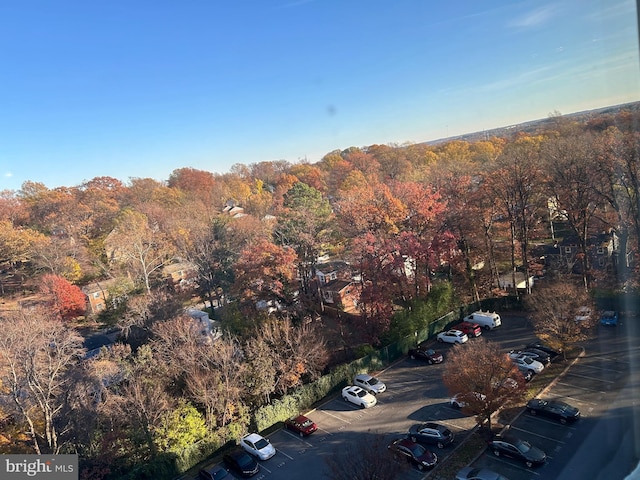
[0,108,639,478]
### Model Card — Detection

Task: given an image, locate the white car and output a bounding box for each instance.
[437,329,469,344]
[575,306,592,323]
[509,353,544,374]
[353,373,386,394]
[240,433,276,460]
[450,392,486,409]
[341,385,377,408]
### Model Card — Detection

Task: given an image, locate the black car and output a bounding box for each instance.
[199,465,229,480]
[223,449,259,477]
[526,341,560,360]
[388,438,438,471]
[488,434,547,468]
[521,347,551,365]
[526,398,580,424]
[408,422,454,448]
[408,346,443,364]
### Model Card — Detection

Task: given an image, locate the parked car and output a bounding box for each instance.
[449,392,486,411]
[526,398,581,424]
[341,385,377,408]
[223,449,260,477]
[455,466,511,480]
[388,438,438,471]
[452,321,482,337]
[575,306,592,324]
[437,329,469,344]
[408,422,454,448]
[511,348,550,366]
[488,434,547,468]
[284,414,317,436]
[521,347,552,365]
[526,340,561,360]
[353,373,386,394]
[515,364,534,382]
[240,433,276,460]
[463,311,501,330]
[199,465,229,480]
[600,310,619,326]
[408,345,443,364]
[509,353,544,374]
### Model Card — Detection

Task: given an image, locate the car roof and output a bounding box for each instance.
[355,373,373,380]
[242,433,264,443]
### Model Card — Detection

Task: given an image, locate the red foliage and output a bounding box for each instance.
[40,274,87,320]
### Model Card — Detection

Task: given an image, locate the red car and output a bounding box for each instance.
[284,414,318,436]
[452,322,482,337]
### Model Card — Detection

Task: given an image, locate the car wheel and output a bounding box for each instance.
[560,418,567,424]
[526,460,533,468]
[343,396,348,402]
[428,359,433,364]
[529,409,536,415]
[493,449,500,457]
[410,436,417,443]
[437,442,444,449]
[410,354,416,359]
[483,325,490,330]
[437,338,443,342]
[417,464,425,471]
[360,403,366,409]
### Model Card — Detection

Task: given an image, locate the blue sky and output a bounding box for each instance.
[1,0,638,191]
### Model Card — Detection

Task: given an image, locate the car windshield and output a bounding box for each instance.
[300,419,313,427]
[522,357,533,365]
[237,454,254,468]
[408,443,426,456]
[356,389,368,397]
[426,349,436,355]
[254,438,269,449]
[516,440,532,453]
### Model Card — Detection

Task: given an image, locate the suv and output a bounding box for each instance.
[408,422,454,448]
[408,345,443,364]
[353,373,387,394]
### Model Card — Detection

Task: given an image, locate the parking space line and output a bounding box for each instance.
[320,410,352,423]
[556,381,606,394]
[488,454,543,475]
[576,362,628,372]
[260,463,272,474]
[508,426,566,444]
[277,449,294,460]
[564,371,616,383]
[282,430,316,445]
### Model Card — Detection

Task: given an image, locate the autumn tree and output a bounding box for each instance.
[232,238,298,314]
[275,182,333,295]
[244,317,328,399]
[107,208,175,294]
[40,273,87,320]
[541,132,603,290]
[524,280,596,359]
[488,135,546,295]
[0,306,85,454]
[442,338,526,433]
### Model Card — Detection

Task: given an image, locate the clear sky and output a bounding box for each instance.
[1,0,639,191]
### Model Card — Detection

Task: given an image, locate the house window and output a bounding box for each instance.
[93,292,101,298]
[597,248,604,254]
[564,247,572,254]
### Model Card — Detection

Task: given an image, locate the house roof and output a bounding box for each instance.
[319,279,352,293]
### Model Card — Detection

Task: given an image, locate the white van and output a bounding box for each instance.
[463,311,502,330]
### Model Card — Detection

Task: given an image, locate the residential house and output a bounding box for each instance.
[163,261,198,292]
[83,277,133,315]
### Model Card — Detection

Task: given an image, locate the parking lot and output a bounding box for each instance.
[188,312,639,480]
